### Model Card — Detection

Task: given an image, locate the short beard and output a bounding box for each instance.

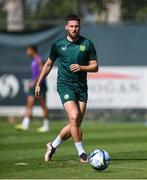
[68,31,79,39]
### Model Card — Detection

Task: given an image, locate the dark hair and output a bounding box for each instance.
[66,14,80,23]
[28,45,38,52]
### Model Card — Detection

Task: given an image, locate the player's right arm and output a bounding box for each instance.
[35,58,54,99]
[35,42,58,99]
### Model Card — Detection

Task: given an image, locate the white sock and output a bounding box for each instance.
[75,141,85,156]
[22,117,30,129]
[43,119,49,129]
[52,135,63,148]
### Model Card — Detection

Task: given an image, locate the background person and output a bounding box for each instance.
[15,45,49,132]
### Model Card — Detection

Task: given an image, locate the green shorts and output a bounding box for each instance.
[57,84,88,104]
[28,85,47,98]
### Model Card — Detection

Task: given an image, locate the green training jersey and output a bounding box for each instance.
[49,35,97,88]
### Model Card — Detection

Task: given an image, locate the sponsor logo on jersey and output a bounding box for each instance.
[61,46,67,51]
[64,94,69,100]
[80,45,86,52]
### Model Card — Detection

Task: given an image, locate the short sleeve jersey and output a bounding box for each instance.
[49,35,97,88]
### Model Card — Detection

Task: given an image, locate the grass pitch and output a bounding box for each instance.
[0,119,147,179]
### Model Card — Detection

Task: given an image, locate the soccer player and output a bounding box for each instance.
[35,14,98,163]
[15,46,49,132]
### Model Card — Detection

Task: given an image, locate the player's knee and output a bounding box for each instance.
[26,109,32,117]
[43,107,49,114]
[70,113,80,126]
[70,113,78,121]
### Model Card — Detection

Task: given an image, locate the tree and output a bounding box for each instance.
[121,0,147,23]
[3,0,24,31]
[105,0,121,23]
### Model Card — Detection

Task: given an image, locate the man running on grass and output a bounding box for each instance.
[35,14,98,163]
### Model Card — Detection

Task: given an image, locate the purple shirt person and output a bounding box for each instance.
[31,55,41,81]
[31,55,46,86]
[14,45,49,132]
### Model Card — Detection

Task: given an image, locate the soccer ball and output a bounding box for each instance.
[88,149,110,170]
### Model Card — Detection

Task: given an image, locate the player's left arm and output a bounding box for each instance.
[70,60,98,73]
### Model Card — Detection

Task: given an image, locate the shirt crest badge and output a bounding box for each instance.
[80,45,86,52]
